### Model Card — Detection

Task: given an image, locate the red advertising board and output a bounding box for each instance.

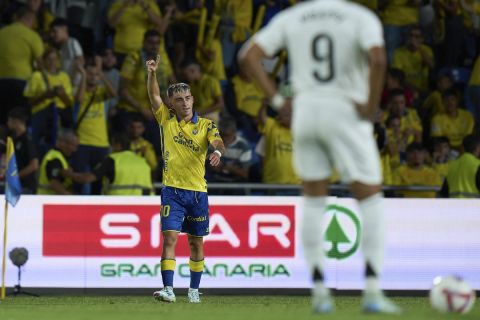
[43,205,295,257]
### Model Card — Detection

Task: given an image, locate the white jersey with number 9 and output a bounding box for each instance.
[253,0,384,105]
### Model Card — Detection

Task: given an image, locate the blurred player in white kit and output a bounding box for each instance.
[239,0,402,314]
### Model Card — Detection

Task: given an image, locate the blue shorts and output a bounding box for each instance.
[160,186,209,237]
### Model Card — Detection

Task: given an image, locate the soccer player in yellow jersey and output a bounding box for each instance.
[146,56,225,304]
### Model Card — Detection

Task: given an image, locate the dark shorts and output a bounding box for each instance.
[160,186,209,237]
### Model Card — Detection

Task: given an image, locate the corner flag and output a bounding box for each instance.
[2,137,22,299]
[5,137,21,207]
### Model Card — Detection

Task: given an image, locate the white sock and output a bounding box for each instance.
[365,277,380,293]
[313,281,329,295]
[358,192,385,290]
[301,196,327,280]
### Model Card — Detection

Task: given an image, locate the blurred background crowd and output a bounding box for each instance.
[0,0,479,197]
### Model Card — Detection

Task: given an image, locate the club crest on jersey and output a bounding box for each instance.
[192,128,198,135]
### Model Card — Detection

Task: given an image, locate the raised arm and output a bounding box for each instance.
[108,1,130,28]
[239,43,281,107]
[95,56,117,98]
[146,55,164,112]
[75,63,87,104]
[157,4,176,35]
[139,0,163,28]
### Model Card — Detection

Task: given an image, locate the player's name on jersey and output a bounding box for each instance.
[301,10,345,22]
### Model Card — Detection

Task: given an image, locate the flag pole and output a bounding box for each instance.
[1,199,8,300]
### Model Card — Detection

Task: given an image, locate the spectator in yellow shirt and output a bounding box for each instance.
[225,67,266,142]
[217,0,253,71]
[430,136,455,180]
[108,0,163,60]
[196,39,227,84]
[118,29,163,152]
[24,47,73,157]
[229,67,265,118]
[381,115,404,185]
[183,60,224,123]
[392,26,434,93]
[392,142,442,198]
[258,103,300,186]
[128,114,158,172]
[72,58,117,195]
[2,0,54,39]
[386,115,409,155]
[431,89,475,150]
[381,0,421,62]
[0,6,44,124]
[421,73,454,119]
[439,133,480,198]
[384,89,423,144]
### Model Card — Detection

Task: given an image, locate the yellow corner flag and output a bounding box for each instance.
[2,137,22,300]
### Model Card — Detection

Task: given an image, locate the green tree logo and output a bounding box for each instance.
[324,204,361,260]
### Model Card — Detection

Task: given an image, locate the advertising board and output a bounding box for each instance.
[1,196,479,289]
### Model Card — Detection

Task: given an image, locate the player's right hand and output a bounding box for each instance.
[355,103,375,122]
[146,54,160,73]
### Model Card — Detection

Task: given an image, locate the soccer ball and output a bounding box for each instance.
[429,276,476,314]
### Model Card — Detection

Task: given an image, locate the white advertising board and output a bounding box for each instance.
[0,196,479,290]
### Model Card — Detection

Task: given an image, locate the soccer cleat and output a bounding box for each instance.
[311,285,334,314]
[188,288,201,303]
[362,291,402,314]
[153,287,176,303]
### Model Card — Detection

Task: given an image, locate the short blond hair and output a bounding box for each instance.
[167,83,191,98]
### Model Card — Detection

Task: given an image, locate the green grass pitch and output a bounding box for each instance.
[0,296,479,320]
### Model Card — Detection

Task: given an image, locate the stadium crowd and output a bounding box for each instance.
[0,0,479,197]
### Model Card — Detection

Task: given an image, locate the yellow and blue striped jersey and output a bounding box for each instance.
[154,104,222,192]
